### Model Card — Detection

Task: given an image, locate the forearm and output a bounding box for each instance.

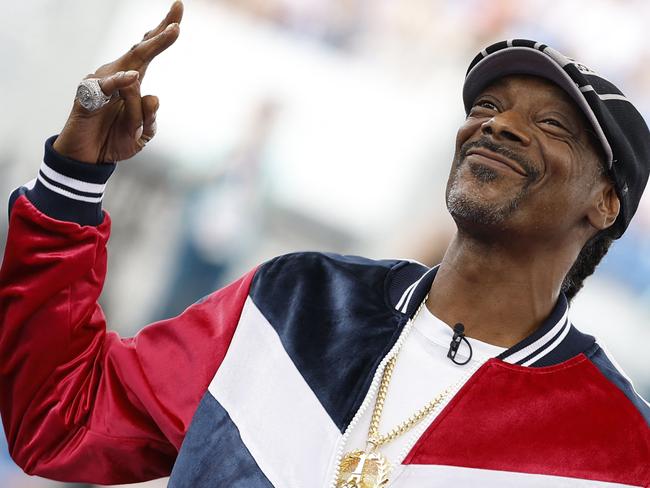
[0,137,258,483]
[0,139,176,482]
[1,136,115,425]
[0,4,252,481]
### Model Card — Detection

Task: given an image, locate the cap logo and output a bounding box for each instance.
[566,57,599,76]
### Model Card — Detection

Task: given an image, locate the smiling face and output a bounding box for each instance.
[447,74,613,242]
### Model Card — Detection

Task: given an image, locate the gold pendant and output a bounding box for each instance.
[336,447,391,488]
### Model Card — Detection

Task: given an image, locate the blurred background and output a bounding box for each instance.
[1,0,649,486]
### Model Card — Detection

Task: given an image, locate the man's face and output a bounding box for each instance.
[447,74,606,239]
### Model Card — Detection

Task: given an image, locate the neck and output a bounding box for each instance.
[426,231,576,348]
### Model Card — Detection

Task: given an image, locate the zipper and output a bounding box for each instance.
[326,314,419,488]
[393,361,482,470]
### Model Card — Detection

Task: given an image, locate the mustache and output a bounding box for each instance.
[459,137,539,180]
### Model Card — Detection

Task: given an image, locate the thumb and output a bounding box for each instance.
[97,70,140,98]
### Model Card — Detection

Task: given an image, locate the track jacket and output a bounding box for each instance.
[1,138,649,487]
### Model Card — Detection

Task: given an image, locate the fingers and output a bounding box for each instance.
[108,2,182,80]
[97,73,159,149]
[143,0,184,41]
[141,95,159,145]
[118,80,145,140]
[91,3,182,85]
[97,70,140,97]
[129,22,180,68]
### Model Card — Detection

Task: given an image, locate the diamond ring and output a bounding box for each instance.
[75,78,112,112]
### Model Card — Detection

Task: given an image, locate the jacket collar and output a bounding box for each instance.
[388,261,595,368]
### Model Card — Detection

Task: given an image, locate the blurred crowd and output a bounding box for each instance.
[2,0,649,486]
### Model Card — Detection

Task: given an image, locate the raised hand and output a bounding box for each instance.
[53,1,184,164]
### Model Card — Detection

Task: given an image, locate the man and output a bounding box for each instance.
[0,2,648,487]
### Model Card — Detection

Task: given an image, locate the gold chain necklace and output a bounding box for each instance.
[335,298,453,488]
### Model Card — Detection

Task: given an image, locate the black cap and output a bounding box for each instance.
[463,39,650,238]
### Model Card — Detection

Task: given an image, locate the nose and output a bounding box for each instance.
[481,110,532,146]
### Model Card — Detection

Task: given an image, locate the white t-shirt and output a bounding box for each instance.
[342,305,506,466]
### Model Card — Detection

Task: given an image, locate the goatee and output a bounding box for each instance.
[446,137,539,225]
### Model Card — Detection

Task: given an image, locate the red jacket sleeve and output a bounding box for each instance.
[0,191,256,483]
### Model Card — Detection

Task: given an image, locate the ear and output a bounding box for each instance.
[586,180,620,231]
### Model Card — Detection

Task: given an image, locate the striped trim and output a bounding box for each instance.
[501,308,570,365]
[36,174,103,203]
[17,136,116,226]
[580,85,630,103]
[393,265,575,367]
[520,318,571,366]
[541,46,572,67]
[395,281,417,313]
[39,161,107,194]
[36,160,105,203]
[599,93,630,102]
[38,171,102,198]
[395,266,438,314]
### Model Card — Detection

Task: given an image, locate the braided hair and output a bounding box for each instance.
[561,137,617,302]
[561,230,614,302]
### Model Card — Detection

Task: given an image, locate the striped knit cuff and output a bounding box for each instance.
[18,136,116,226]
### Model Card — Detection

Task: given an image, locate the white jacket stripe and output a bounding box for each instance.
[208,297,340,487]
[394,465,642,487]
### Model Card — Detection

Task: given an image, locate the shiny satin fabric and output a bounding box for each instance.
[0,196,256,483]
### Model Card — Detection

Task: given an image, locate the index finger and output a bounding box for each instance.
[128,22,180,68]
[142,0,184,41]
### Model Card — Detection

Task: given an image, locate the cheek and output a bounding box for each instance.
[453,118,483,162]
[532,145,591,217]
[538,142,584,189]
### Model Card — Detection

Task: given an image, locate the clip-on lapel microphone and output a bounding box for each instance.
[447,323,473,365]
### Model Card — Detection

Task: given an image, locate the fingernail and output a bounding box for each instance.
[135,125,143,140]
[165,23,178,32]
[151,121,158,136]
[125,70,140,79]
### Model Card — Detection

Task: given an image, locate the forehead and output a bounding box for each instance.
[478,74,585,121]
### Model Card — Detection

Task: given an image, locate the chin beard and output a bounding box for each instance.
[446,137,538,227]
[446,177,527,226]
[469,162,499,183]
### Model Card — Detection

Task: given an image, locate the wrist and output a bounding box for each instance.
[9,136,117,226]
[52,132,99,165]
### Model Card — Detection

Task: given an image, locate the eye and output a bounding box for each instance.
[541,118,566,129]
[468,99,499,118]
[473,100,498,111]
